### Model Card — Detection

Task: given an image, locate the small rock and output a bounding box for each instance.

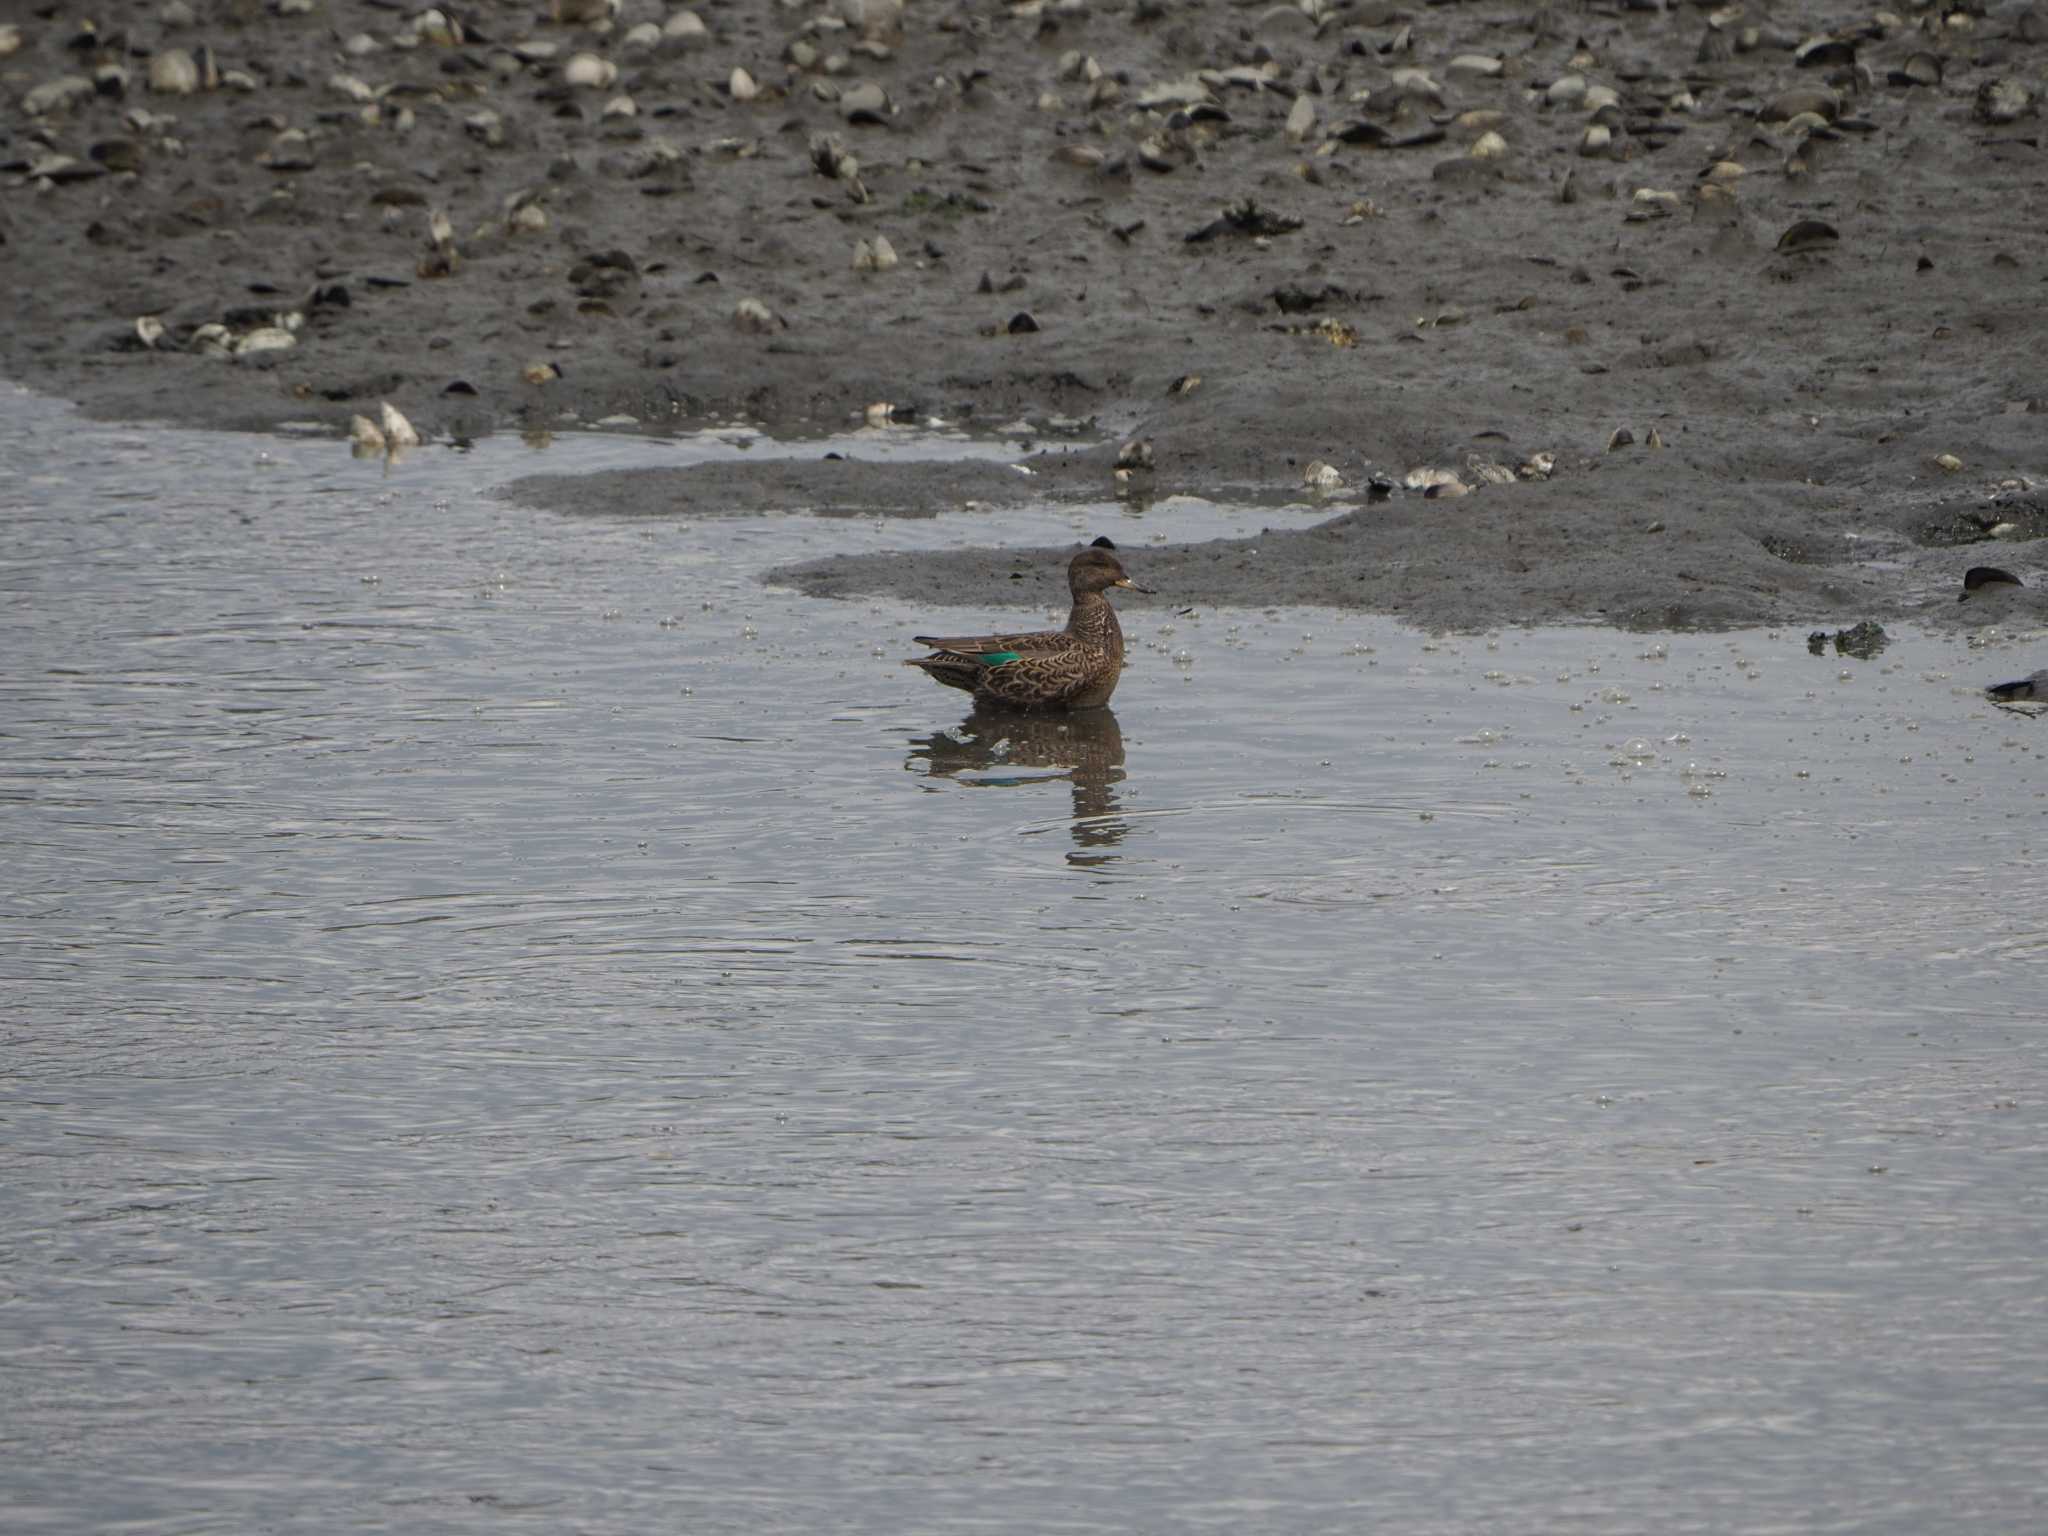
[734,297,778,332]
[1933,452,1963,472]
[135,315,165,348]
[1580,124,1612,156]
[840,81,889,122]
[1302,460,1343,491]
[1447,54,1504,77]
[1608,426,1635,451]
[349,415,386,456]
[522,361,561,384]
[1470,130,1508,159]
[1116,439,1154,470]
[1518,451,1556,479]
[728,66,758,102]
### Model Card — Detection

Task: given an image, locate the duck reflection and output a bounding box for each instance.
[907,705,1129,863]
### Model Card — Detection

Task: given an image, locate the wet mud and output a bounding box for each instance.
[3,0,2045,626]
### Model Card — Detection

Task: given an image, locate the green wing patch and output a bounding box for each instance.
[977,650,1023,665]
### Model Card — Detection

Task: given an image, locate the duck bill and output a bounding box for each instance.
[1114,577,1155,594]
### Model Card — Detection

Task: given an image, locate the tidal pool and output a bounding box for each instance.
[2,386,2043,1534]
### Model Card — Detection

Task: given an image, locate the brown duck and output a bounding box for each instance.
[905,538,1151,709]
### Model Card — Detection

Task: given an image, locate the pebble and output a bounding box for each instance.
[566,54,619,90]
[1447,55,1504,78]
[839,81,889,121]
[1934,452,1963,473]
[1470,130,1508,159]
[729,67,759,102]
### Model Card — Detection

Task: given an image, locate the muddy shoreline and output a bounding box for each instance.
[3,0,2044,626]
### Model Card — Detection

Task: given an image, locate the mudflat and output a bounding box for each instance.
[3,0,2044,627]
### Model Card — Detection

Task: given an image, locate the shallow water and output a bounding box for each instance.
[3,386,2045,1534]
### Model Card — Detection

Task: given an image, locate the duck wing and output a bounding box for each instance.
[910,625,1068,655]
[972,645,1096,708]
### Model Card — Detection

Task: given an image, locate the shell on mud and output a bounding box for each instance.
[522,361,561,384]
[728,67,759,102]
[24,75,96,115]
[0,23,20,58]
[1888,52,1942,87]
[233,326,297,357]
[734,297,779,333]
[1607,426,1635,451]
[148,50,202,95]
[1448,54,1504,78]
[1545,73,1588,106]
[135,315,165,349]
[1469,130,1508,159]
[1517,451,1556,480]
[1404,466,1464,492]
[1116,439,1155,471]
[1302,460,1344,491]
[1466,457,1517,486]
[852,236,899,272]
[349,415,386,456]
[508,202,549,233]
[1775,218,1839,253]
[190,323,234,358]
[665,10,709,43]
[1933,452,1963,472]
[1285,93,1317,142]
[1579,124,1611,156]
[1760,87,1839,123]
[1975,79,2031,124]
[565,54,619,89]
[260,129,315,171]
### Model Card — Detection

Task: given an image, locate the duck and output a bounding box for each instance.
[905,538,1150,709]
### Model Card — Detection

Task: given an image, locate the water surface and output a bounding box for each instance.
[3,388,2045,1534]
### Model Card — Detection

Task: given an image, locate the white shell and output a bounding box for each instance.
[379,402,421,449]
